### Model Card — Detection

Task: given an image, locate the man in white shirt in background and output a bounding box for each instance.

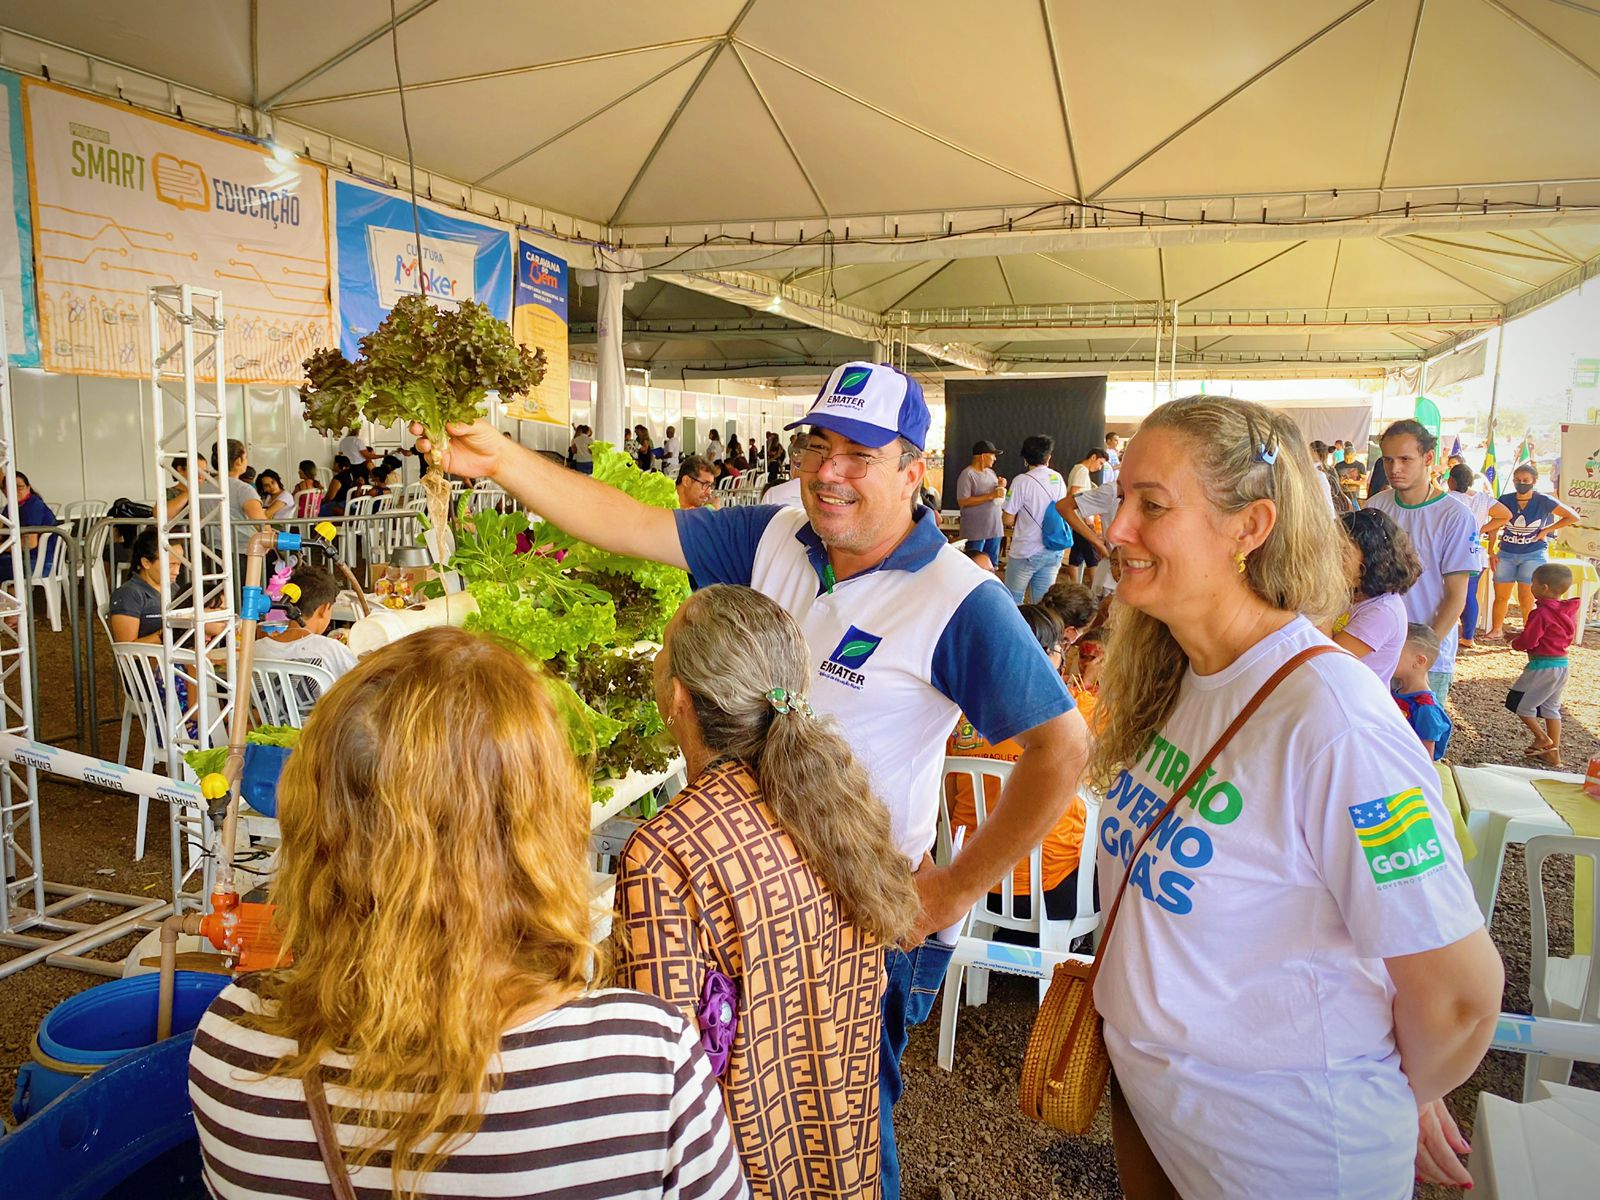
[661,426,682,477]
[1101,432,1123,484]
[1002,434,1069,603]
[1365,419,1483,697]
[336,429,378,469]
[1064,447,1108,584]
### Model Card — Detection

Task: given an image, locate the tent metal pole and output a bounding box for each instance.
[1170,299,1179,394]
[1484,321,1507,450]
[1151,311,1163,404]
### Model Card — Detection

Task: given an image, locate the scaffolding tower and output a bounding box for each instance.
[0,299,171,980]
[149,284,238,909]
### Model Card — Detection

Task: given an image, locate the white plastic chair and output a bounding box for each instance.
[112,643,191,860]
[249,659,335,728]
[294,488,324,520]
[61,499,109,538]
[1523,834,1600,1101]
[91,562,140,767]
[28,531,69,632]
[935,759,1101,1069]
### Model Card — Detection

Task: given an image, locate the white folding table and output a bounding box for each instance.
[1452,763,1583,924]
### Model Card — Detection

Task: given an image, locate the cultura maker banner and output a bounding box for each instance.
[508,238,569,427]
[22,79,331,383]
[329,175,513,359]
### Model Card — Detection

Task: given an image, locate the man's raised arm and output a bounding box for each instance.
[417,420,688,570]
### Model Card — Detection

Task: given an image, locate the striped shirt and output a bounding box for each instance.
[189,980,748,1200]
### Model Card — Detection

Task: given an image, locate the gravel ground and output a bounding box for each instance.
[3,621,1597,1196]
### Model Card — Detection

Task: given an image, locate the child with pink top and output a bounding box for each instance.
[1507,562,1581,767]
[1334,508,1421,682]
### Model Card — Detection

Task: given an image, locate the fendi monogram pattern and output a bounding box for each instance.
[615,760,884,1200]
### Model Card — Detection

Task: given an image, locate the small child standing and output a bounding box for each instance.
[1506,562,1580,767]
[1391,623,1453,761]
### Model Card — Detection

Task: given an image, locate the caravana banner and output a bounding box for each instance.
[329,175,513,359]
[507,237,569,427]
[23,79,331,382]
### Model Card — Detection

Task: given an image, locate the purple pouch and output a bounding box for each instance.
[695,968,739,1077]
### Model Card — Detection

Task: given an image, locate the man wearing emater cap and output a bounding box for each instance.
[415,362,1088,1198]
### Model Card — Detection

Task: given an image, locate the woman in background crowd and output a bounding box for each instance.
[1445,463,1492,649]
[1088,396,1500,1198]
[191,627,746,1200]
[0,471,59,582]
[1484,462,1577,640]
[107,527,181,643]
[616,585,917,1199]
[254,469,294,520]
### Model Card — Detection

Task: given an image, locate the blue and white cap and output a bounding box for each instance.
[785,362,931,450]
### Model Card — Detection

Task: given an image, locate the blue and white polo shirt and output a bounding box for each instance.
[676,503,1076,861]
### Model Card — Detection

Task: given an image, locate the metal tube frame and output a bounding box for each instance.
[0,296,174,981]
[149,285,235,911]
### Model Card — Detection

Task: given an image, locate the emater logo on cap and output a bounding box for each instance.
[825,366,873,409]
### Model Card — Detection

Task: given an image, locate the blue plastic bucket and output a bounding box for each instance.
[12,970,230,1124]
[241,742,291,817]
[0,1030,206,1200]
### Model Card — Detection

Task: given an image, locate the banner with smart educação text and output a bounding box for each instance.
[23,79,331,383]
[329,175,513,359]
[0,71,39,366]
[508,237,569,427]
[1559,422,1600,560]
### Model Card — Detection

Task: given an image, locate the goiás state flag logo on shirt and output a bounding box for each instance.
[820,626,883,690]
[1348,789,1445,887]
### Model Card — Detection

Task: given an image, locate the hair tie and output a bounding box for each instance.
[766,687,813,718]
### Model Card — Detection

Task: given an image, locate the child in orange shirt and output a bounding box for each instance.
[946,604,1087,920]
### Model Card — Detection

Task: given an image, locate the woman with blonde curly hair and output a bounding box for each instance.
[189,626,746,1200]
[1088,397,1501,1198]
[615,585,920,1200]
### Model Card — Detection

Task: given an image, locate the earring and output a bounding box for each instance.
[1235,549,1248,574]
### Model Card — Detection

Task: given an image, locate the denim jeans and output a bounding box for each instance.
[970,535,1002,565]
[1004,547,1064,603]
[1428,669,1453,699]
[879,940,955,1200]
[1460,569,1482,643]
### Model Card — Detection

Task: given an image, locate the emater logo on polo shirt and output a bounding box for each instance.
[820,625,883,690]
[824,366,873,410]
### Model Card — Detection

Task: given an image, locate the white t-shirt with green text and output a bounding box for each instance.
[1093,618,1482,1199]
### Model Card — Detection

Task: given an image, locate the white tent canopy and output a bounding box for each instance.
[3,0,1598,380]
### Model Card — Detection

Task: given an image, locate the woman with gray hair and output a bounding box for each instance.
[615,584,919,1200]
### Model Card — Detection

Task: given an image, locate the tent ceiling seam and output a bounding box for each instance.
[1180,240,1308,306]
[1395,237,1542,286]
[881,261,955,311]
[836,261,932,302]
[1514,229,1582,264]
[1039,0,1085,200]
[472,43,714,187]
[1086,0,1381,200]
[258,0,441,110]
[275,38,721,109]
[1315,240,1344,353]
[607,0,761,226]
[1034,252,1144,302]
[1407,233,1570,265]
[996,257,1019,306]
[1381,238,1503,301]
[729,41,828,217]
[1379,0,1428,190]
[1479,0,1600,81]
[735,40,1073,199]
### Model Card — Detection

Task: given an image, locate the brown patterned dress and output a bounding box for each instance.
[614,759,885,1200]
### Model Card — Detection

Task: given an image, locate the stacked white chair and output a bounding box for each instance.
[250,659,335,728]
[1522,834,1600,1101]
[111,642,198,860]
[935,757,1103,1071]
[28,530,70,632]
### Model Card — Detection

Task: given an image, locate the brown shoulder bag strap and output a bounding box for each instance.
[1050,644,1339,1076]
[304,1066,360,1200]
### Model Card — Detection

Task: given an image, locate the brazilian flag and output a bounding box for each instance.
[1483,437,1497,489]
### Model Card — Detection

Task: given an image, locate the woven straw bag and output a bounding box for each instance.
[1020,646,1335,1132]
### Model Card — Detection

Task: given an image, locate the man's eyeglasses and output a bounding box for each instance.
[687,475,716,489]
[793,447,900,479]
